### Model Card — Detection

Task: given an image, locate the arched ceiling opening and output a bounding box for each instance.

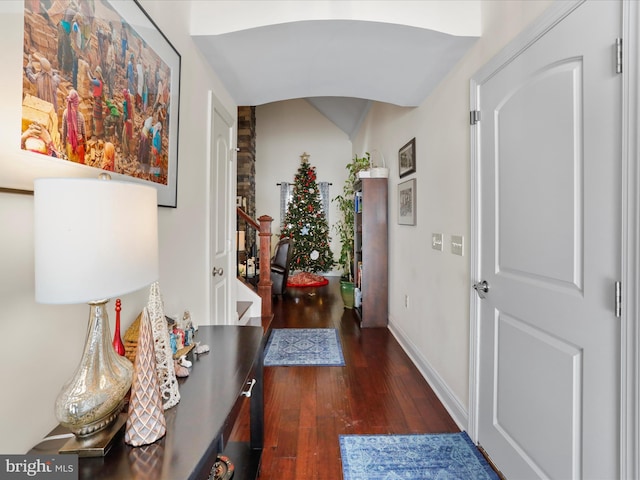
[190,1,480,138]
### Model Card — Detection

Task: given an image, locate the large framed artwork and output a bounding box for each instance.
[13,0,180,206]
[398,178,416,225]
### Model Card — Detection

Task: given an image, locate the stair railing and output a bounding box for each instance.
[236,207,273,317]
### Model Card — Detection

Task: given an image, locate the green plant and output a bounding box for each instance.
[332,152,371,280]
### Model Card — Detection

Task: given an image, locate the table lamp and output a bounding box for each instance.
[33,175,159,454]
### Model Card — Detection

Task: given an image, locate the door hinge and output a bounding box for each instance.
[615,281,622,318]
[470,110,481,125]
[616,38,623,74]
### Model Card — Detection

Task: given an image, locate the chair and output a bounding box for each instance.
[270,237,293,296]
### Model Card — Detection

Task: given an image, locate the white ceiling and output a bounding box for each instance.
[189,2,480,138]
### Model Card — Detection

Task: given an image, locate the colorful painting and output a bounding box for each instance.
[21,0,180,206]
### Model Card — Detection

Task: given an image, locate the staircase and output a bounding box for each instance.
[236,207,274,325]
[236,277,261,324]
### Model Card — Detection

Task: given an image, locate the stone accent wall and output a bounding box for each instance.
[237,106,256,249]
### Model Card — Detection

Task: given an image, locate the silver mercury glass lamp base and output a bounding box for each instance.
[55,300,133,456]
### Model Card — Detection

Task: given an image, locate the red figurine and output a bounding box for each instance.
[113,299,126,356]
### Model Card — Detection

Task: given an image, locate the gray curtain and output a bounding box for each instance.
[319,181,330,223]
[279,182,291,228]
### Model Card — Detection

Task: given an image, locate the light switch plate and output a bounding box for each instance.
[432,233,443,251]
[451,235,464,256]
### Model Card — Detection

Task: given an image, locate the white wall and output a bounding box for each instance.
[0,0,236,453]
[255,99,353,275]
[351,0,553,425]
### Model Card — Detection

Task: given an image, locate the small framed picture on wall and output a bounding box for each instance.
[398,138,416,178]
[398,179,416,225]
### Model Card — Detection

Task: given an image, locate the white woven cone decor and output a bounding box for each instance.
[125,308,167,447]
[147,282,180,409]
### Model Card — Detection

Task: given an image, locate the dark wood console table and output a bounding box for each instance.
[30,325,264,480]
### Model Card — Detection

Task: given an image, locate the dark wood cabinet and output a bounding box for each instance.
[353,178,388,327]
[30,325,265,480]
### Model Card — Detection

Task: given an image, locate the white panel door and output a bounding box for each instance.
[475,2,621,479]
[209,94,233,325]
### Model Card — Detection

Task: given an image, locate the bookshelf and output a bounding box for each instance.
[353,178,388,327]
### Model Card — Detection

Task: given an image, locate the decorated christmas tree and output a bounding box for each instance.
[280,153,334,273]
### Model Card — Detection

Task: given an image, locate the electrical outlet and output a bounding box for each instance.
[432,233,443,251]
[451,235,464,256]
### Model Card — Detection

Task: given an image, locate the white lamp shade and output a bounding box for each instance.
[34,178,159,304]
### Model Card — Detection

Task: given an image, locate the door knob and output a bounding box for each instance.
[473,280,489,299]
[212,267,224,277]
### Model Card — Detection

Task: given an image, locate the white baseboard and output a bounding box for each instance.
[388,320,468,431]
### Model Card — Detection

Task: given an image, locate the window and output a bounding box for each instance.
[279,181,331,228]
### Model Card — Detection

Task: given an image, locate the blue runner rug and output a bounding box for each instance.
[264,328,345,366]
[340,432,500,480]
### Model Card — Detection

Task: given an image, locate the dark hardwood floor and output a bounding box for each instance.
[231,277,460,479]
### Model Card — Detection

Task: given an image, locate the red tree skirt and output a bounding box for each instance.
[287,272,329,288]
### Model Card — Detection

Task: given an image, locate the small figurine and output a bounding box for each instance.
[179,354,192,368]
[195,342,210,355]
[172,325,185,350]
[169,331,178,354]
[182,310,195,346]
[173,359,189,377]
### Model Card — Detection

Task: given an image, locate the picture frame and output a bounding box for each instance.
[13,0,181,207]
[398,137,416,178]
[398,178,416,225]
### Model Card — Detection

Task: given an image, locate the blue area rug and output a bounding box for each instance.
[340,432,500,480]
[263,328,345,366]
